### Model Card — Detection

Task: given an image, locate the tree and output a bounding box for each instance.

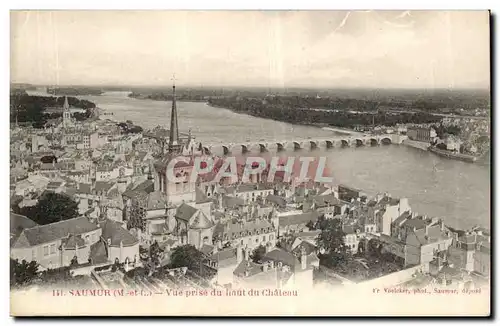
[70,256,79,266]
[367,238,383,258]
[316,218,350,268]
[149,241,164,269]
[127,201,146,232]
[128,126,143,134]
[169,245,204,272]
[10,259,39,287]
[19,192,79,225]
[250,245,266,263]
[38,267,74,286]
[306,220,315,230]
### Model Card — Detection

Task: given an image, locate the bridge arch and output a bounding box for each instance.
[355,139,365,147]
[369,138,379,146]
[325,140,334,149]
[222,145,230,156]
[341,139,349,148]
[309,141,319,151]
[293,141,302,151]
[380,137,392,145]
[248,143,266,153]
[228,144,246,154]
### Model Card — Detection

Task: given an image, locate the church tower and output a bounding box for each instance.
[62,96,71,128]
[153,75,197,206]
[168,78,181,153]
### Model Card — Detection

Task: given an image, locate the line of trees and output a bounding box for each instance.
[208,97,443,129]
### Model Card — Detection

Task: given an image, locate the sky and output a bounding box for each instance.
[10,10,490,89]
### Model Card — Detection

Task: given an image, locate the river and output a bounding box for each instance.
[29,90,491,230]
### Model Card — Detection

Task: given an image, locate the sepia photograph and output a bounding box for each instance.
[8,9,491,316]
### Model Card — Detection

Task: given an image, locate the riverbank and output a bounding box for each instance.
[428,146,478,163]
[402,139,430,151]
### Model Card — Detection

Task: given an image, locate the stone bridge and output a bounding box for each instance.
[201,134,407,156]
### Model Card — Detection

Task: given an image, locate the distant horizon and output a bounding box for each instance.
[10,82,491,93]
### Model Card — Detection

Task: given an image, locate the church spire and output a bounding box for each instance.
[168,74,180,153]
[62,96,71,128]
[63,96,69,111]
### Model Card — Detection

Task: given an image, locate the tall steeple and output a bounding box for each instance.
[168,74,180,153]
[63,96,69,110]
[62,96,71,128]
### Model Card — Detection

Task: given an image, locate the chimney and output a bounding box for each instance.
[236,247,243,263]
[301,247,307,270]
[119,240,124,262]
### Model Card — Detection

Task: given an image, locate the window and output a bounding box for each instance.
[241,240,244,245]
[270,235,274,241]
[263,236,266,242]
[255,238,258,244]
[43,245,49,256]
[50,244,56,254]
[32,249,36,260]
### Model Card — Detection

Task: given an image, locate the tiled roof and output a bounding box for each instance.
[262,248,299,268]
[175,203,198,222]
[403,218,427,230]
[10,213,38,245]
[208,248,237,267]
[89,240,109,264]
[195,188,211,204]
[291,240,317,257]
[279,211,320,228]
[94,181,114,194]
[199,244,214,256]
[77,183,92,195]
[233,260,262,277]
[214,219,273,240]
[144,191,168,210]
[61,234,86,249]
[393,211,411,226]
[266,194,286,208]
[222,195,245,208]
[189,210,214,230]
[12,217,99,248]
[100,219,138,247]
[64,187,77,197]
[236,183,273,193]
[311,194,341,208]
